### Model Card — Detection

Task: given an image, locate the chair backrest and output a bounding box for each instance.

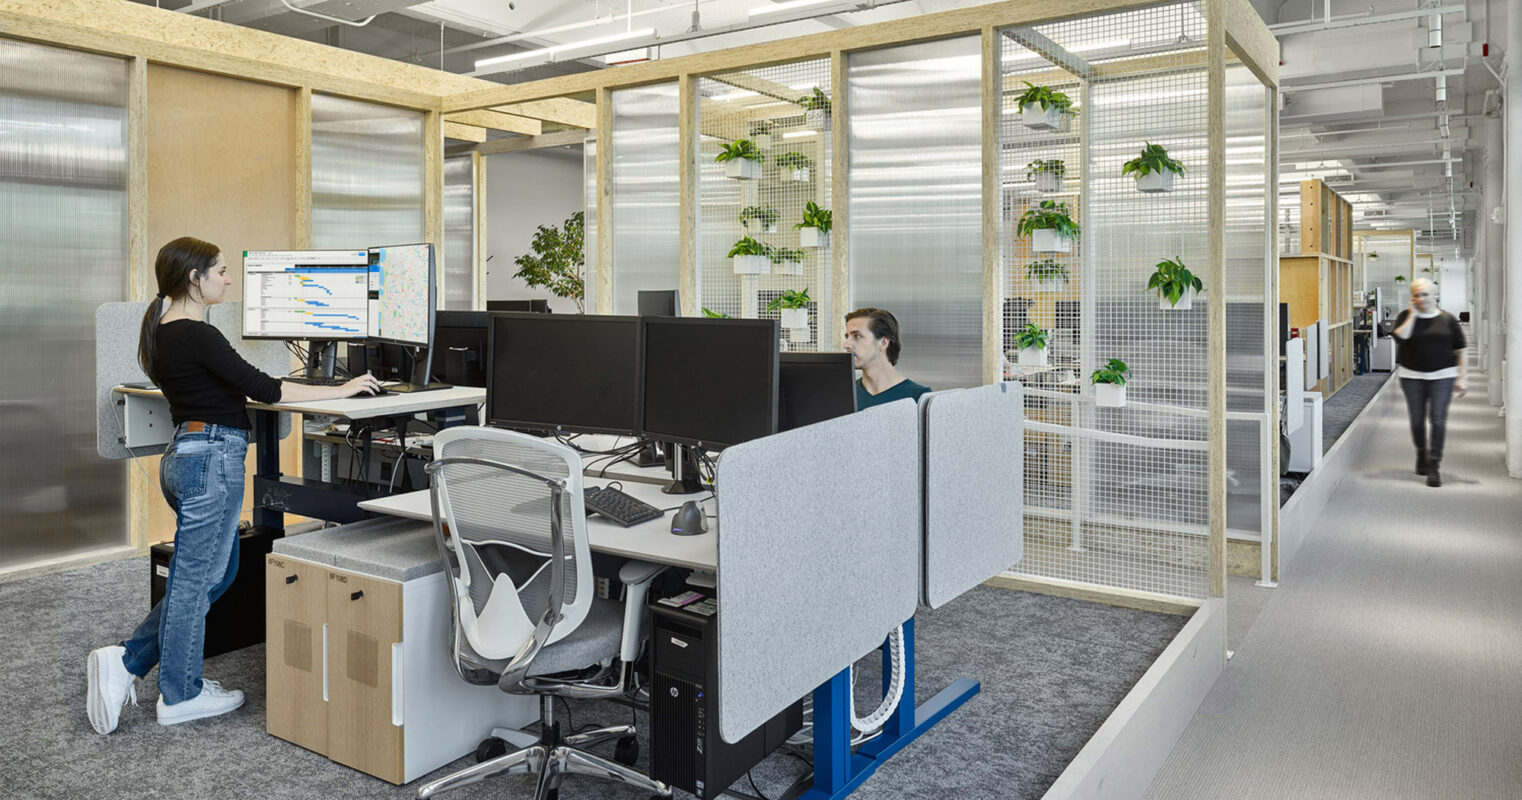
[428,426,592,665]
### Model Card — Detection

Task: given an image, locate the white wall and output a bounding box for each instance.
[485,146,585,313]
[1439,257,1469,315]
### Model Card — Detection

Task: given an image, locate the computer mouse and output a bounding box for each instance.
[670,500,708,536]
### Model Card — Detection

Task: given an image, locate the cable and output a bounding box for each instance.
[849,625,906,734]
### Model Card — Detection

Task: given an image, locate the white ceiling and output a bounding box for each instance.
[144,0,1510,254]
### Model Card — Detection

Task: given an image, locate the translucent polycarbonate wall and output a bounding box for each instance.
[583,136,599,313]
[442,155,475,309]
[1000,3,1215,599]
[0,38,129,569]
[311,93,425,251]
[1358,232,1415,310]
[697,58,834,349]
[609,83,680,315]
[848,36,984,389]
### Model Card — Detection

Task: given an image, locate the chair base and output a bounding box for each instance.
[417,725,671,800]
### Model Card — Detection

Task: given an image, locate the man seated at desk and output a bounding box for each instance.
[843,307,931,409]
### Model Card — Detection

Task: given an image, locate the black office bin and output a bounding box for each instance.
[149,527,279,658]
[649,602,803,799]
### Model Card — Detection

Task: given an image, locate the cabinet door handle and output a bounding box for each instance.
[351,590,364,601]
[285,574,299,584]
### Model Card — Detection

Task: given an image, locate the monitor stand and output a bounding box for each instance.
[304,341,338,380]
[632,438,665,468]
[662,445,706,495]
[386,344,450,393]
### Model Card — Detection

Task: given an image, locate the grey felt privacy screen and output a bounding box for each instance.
[920,382,1025,609]
[714,399,920,745]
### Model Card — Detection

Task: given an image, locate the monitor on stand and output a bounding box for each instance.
[638,290,680,317]
[778,353,857,431]
[242,249,370,379]
[486,312,642,437]
[639,317,779,494]
[431,310,489,387]
[368,243,443,392]
[487,299,551,313]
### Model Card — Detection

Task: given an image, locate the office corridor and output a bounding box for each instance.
[1144,369,1522,799]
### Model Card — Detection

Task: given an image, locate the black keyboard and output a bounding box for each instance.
[285,375,349,386]
[584,486,663,528]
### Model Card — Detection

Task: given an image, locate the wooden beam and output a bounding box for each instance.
[595,87,613,314]
[678,75,699,319]
[128,56,149,304]
[445,109,540,136]
[1001,26,1094,81]
[1206,0,1227,601]
[465,129,588,156]
[294,87,312,249]
[442,121,488,143]
[492,98,596,129]
[982,28,1003,386]
[830,50,849,335]
[708,72,806,104]
[425,111,444,274]
[984,574,1201,615]
[1222,0,1279,88]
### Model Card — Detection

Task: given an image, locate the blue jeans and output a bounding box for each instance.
[121,422,247,705]
[1399,377,1456,462]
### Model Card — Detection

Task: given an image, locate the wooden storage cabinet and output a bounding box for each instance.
[265,520,536,785]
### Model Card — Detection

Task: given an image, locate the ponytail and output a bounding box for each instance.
[137,236,222,386]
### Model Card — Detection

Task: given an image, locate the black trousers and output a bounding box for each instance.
[1399,377,1455,462]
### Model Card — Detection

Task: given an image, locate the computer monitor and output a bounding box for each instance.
[487,313,642,436]
[639,317,779,451]
[638,290,680,317]
[242,250,370,340]
[778,353,856,432]
[487,299,551,314]
[432,310,489,387]
[368,243,440,391]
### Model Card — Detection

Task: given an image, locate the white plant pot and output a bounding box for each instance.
[749,222,776,234]
[1135,171,1175,193]
[1095,383,1127,408]
[732,254,770,275]
[799,227,830,248]
[780,308,810,329]
[1033,278,1065,293]
[774,259,803,276]
[725,157,761,180]
[1030,228,1071,254]
[1158,285,1196,310]
[1034,172,1064,193]
[788,167,811,183]
[788,325,812,343]
[1017,346,1048,367]
[806,109,831,131]
[1020,103,1069,131]
[752,133,772,149]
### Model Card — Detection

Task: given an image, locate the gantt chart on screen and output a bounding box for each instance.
[243,250,370,339]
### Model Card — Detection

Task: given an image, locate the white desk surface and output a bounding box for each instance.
[115,384,484,420]
[359,478,717,572]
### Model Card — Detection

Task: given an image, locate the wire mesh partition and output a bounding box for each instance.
[1000,3,1219,599]
[696,59,833,350]
[1356,231,1415,312]
[610,83,681,315]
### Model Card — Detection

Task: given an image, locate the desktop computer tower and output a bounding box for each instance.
[649,602,802,799]
[149,526,278,658]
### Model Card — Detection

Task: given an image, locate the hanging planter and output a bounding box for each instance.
[740,205,779,235]
[1013,323,1049,367]
[715,139,764,180]
[1025,258,1069,293]
[1018,199,1080,255]
[797,87,832,131]
[1027,158,1066,193]
[772,247,805,276]
[1014,82,1076,131]
[780,308,810,329]
[1122,143,1185,194]
[777,152,813,184]
[1147,257,1204,311]
[1091,359,1131,408]
[729,236,772,275]
[767,289,812,338]
[748,121,774,150]
[795,201,833,249]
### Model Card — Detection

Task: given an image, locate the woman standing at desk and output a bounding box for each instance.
[87,237,381,735]
[1391,278,1467,488]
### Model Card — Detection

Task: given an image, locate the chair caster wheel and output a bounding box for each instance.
[614,734,639,766]
[475,736,508,763]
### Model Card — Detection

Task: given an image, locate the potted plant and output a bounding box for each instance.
[748,119,775,149]
[777,151,814,183]
[797,86,832,130]
[1015,81,1076,131]
[701,307,729,318]
[1026,159,1066,193]
[766,288,812,333]
[728,236,772,274]
[795,201,833,248]
[772,246,805,276]
[1017,199,1080,254]
[1013,323,1050,367]
[715,139,764,179]
[1091,358,1130,407]
[1147,256,1204,310]
[1394,274,1407,284]
[512,210,586,313]
[1025,258,1069,292]
[1121,142,1186,193]
[740,205,779,234]
[1367,251,1380,260]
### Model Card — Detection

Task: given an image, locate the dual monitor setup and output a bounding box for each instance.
[242,244,441,392]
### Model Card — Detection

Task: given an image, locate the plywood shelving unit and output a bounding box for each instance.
[1280,178,1353,395]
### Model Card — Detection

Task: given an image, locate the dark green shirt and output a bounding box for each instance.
[856,378,931,410]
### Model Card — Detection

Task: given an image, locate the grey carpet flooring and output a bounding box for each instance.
[0,556,1184,800]
[1280,371,1392,504]
[1145,369,1522,800]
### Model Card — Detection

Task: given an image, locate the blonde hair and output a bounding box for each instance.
[1410,278,1435,294]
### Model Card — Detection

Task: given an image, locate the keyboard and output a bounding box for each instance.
[583,486,664,528]
[285,375,349,386]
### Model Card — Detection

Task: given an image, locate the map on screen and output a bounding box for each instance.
[368,244,432,346]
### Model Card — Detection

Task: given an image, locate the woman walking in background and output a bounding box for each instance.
[1391,278,1467,487]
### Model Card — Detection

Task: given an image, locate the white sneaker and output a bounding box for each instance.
[156,679,245,726]
[86,645,138,735]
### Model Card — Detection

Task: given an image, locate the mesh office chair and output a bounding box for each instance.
[416,426,671,800]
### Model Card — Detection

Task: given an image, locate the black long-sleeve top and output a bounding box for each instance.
[155,319,283,429]
[1393,309,1466,373]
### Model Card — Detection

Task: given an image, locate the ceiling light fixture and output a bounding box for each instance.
[749,0,848,18]
[1427,11,1442,48]
[475,27,656,70]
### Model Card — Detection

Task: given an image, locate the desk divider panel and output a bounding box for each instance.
[714,400,921,745]
[920,383,1025,609]
[95,301,292,460]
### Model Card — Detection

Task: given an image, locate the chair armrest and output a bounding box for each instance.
[616,560,666,664]
[618,559,666,587]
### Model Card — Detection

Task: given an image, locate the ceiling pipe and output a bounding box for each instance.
[1268,4,1464,35]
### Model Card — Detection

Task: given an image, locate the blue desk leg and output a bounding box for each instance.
[797,619,980,799]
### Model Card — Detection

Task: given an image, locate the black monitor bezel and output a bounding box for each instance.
[486,311,643,437]
[239,249,372,341]
[778,351,857,433]
[637,316,780,451]
[366,242,436,348]
[432,310,489,386]
[636,290,680,317]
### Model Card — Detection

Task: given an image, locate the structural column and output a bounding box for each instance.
[1508,3,1522,476]
[1486,116,1505,406]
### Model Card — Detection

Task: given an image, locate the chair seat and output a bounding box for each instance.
[522,595,626,678]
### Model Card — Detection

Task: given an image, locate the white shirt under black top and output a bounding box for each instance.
[1393,308,1466,380]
